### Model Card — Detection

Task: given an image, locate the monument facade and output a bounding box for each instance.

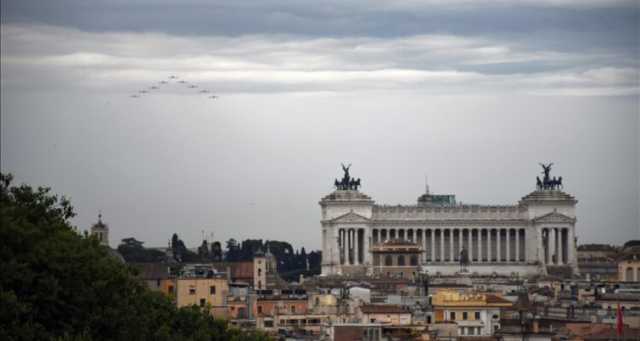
[320,164,578,277]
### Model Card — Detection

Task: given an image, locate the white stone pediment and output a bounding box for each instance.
[328,211,370,224]
[533,211,575,224]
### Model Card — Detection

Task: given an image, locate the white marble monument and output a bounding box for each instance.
[320,164,578,277]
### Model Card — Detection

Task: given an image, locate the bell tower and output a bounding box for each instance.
[90,213,110,247]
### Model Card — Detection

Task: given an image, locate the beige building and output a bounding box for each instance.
[618,241,640,282]
[432,290,512,336]
[359,304,412,325]
[619,257,640,282]
[371,239,422,280]
[174,276,229,318]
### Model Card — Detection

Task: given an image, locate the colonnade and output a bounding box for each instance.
[336,226,573,266]
[371,227,528,264]
[337,228,366,265]
[540,227,572,265]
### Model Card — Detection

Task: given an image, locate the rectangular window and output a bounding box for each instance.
[463,312,468,320]
[168,285,174,294]
[210,286,216,295]
[264,320,273,327]
[200,298,206,307]
[475,311,481,320]
[469,327,475,335]
[291,305,296,313]
[257,306,263,314]
[450,312,456,320]
[189,287,196,295]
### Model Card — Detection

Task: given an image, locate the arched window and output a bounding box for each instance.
[385,255,393,266]
[626,267,634,281]
[410,255,418,266]
[397,255,405,266]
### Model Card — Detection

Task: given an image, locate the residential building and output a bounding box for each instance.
[432,290,512,336]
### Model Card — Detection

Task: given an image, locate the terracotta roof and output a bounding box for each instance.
[230,261,254,280]
[565,323,612,337]
[360,304,409,314]
[585,326,640,340]
[131,262,170,280]
[485,294,513,305]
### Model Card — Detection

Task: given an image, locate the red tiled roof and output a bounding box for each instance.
[230,261,254,280]
[486,294,513,305]
[360,304,409,314]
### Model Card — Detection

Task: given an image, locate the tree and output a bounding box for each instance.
[225,238,241,262]
[198,239,210,260]
[171,233,200,263]
[210,241,222,261]
[118,237,166,263]
[0,173,270,340]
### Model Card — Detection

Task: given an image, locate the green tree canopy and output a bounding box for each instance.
[0,173,270,341]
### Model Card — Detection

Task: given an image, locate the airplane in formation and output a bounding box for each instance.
[129,75,219,99]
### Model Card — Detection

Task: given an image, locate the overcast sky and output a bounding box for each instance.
[1,0,639,250]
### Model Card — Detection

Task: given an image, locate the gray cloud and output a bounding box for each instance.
[1,1,638,249]
[2,25,637,96]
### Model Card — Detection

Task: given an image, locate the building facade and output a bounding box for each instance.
[371,239,422,279]
[431,290,512,336]
[320,165,578,277]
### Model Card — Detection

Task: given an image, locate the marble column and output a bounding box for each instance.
[497,229,502,262]
[515,229,520,262]
[342,229,347,265]
[538,228,545,265]
[506,229,511,262]
[363,229,370,264]
[440,229,445,262]
[475,230,481,262]
[550,228,557,265]
[558,228,564,265]
[487,229,492,262]
[430,229,435,262]
[354,229,359,265]
[449,230,454,262]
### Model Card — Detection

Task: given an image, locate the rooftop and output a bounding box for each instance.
[360,304,410,314]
